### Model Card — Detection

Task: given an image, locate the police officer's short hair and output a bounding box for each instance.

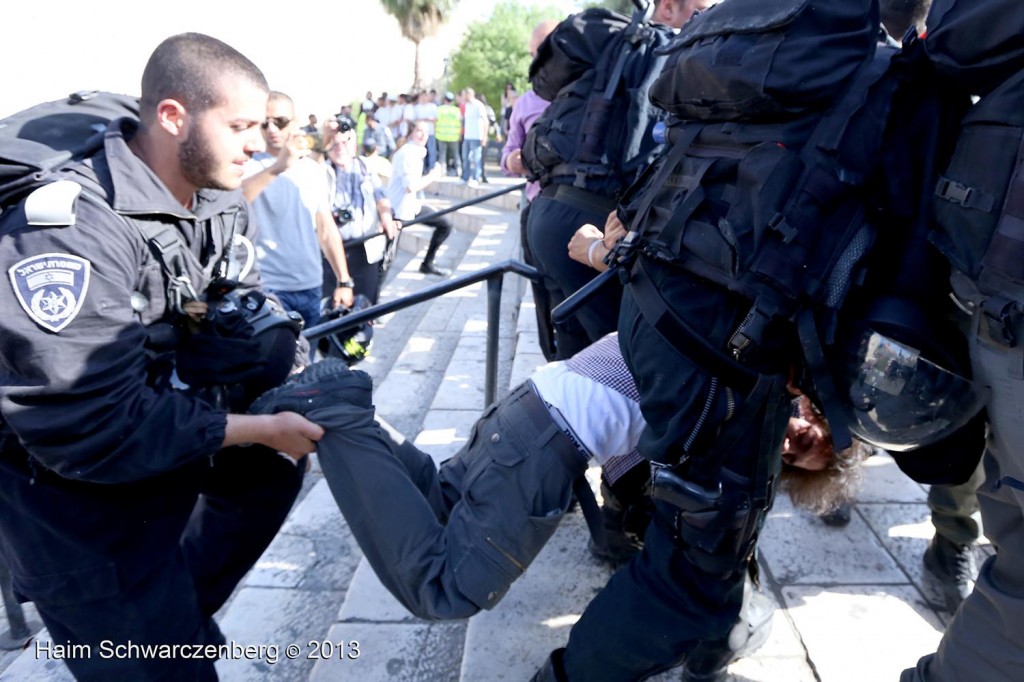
[140,32,269,120]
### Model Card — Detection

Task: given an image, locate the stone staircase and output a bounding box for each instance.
[0,172,996,682]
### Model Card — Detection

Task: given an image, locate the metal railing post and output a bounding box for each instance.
[484,273,504,407]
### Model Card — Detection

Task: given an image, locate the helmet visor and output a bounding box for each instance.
[838,329,988,451]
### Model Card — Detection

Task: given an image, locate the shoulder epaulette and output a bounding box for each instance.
[24,180,83,227]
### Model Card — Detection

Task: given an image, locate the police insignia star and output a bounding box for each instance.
[8,253,91,333]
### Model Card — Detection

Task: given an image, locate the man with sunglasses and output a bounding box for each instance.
[243,92,354,330]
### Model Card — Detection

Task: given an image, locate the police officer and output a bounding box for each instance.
[0,33,323,681]
[250,336,858,681]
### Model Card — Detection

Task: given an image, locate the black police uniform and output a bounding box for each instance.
[0,119,305,681]
[552,260,791,681]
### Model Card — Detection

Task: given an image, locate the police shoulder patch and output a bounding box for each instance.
[8,253,92,333]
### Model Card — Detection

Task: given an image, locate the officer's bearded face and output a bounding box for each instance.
[179,77,267,191]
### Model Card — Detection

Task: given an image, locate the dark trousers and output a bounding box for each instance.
[525,193,621,359]
[323,241,383,306]
[560,261,789,680]
[520,201,557,361]
[0,445,305,681]
[309,380,588,620]
[418,203,452,266]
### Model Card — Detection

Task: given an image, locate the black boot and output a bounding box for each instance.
[530,648,569,682]
[922,534,977,612]
[680,572,775,682]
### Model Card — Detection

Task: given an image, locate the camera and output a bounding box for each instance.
[333,114,356,133]
[332,207,354,226]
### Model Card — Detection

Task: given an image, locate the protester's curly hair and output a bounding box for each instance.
[779,438,871,516]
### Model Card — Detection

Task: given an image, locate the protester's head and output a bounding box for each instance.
[444,91,455,103]
[463,88,476,102]
[529,20,560,58]
[778,395,870,515]
[408,121,430,147]
[260,91,297,156]
[362,138,378,157]
[308,114,318,126]
[136,33,268,196]
[881,0,931,40]
[365,114,378,128]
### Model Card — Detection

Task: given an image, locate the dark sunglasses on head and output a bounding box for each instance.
[261,116,292,130]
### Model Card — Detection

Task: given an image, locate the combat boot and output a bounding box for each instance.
[922,534,977,613]
[529,649,569,682]
[680,574,775,682]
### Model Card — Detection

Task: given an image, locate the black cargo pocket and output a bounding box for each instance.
[453,537,525,610]
[14,563,120,607]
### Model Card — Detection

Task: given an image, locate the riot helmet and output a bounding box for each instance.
[831,296,988,452]
[317,294,374,365]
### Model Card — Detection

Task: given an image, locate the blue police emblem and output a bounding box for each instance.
[8,252,92,333]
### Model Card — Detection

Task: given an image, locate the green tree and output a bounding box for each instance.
[449,2,567,111]
[380,0,460,89]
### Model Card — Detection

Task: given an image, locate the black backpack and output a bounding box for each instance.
[611,0,967,451]
[924,0,1024,97]
[924,0,1024,308]
[0,90,139,211]
[521,5,676,198]
[0,92,242,315]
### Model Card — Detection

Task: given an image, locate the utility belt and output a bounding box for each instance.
[539,183,618,216]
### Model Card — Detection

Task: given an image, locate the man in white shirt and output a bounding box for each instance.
[415,91,439,172]
[460,88,488,184]
[242,91,353,328]
[386,122,451,276]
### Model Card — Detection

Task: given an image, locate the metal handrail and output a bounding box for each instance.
[304,260,539,407]
[343,181,527,248]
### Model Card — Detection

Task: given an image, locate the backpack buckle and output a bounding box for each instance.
[981,296,1019,348]
[767,213,798,243]
[935,177,974,207]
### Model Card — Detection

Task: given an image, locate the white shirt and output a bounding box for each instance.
[462,99,487,140]
[529,333,645,466]
[386,142,427,221]
[415,102,438,136]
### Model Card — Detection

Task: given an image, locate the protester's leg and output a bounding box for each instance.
[181,445,306,616]
[255,365,586,620]
[461,140,471,181]
[418,204,453,274]
[902,312,1024,681]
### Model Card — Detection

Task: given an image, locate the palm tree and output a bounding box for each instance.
[380,0,459,89]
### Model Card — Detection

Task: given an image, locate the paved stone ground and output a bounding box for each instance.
[0,175,992,681]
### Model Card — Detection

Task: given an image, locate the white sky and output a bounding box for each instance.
[1,0,580,120]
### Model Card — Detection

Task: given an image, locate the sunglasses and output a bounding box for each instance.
[261,116,292,130]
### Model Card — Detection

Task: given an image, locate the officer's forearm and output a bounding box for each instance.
[223,413,323,460]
